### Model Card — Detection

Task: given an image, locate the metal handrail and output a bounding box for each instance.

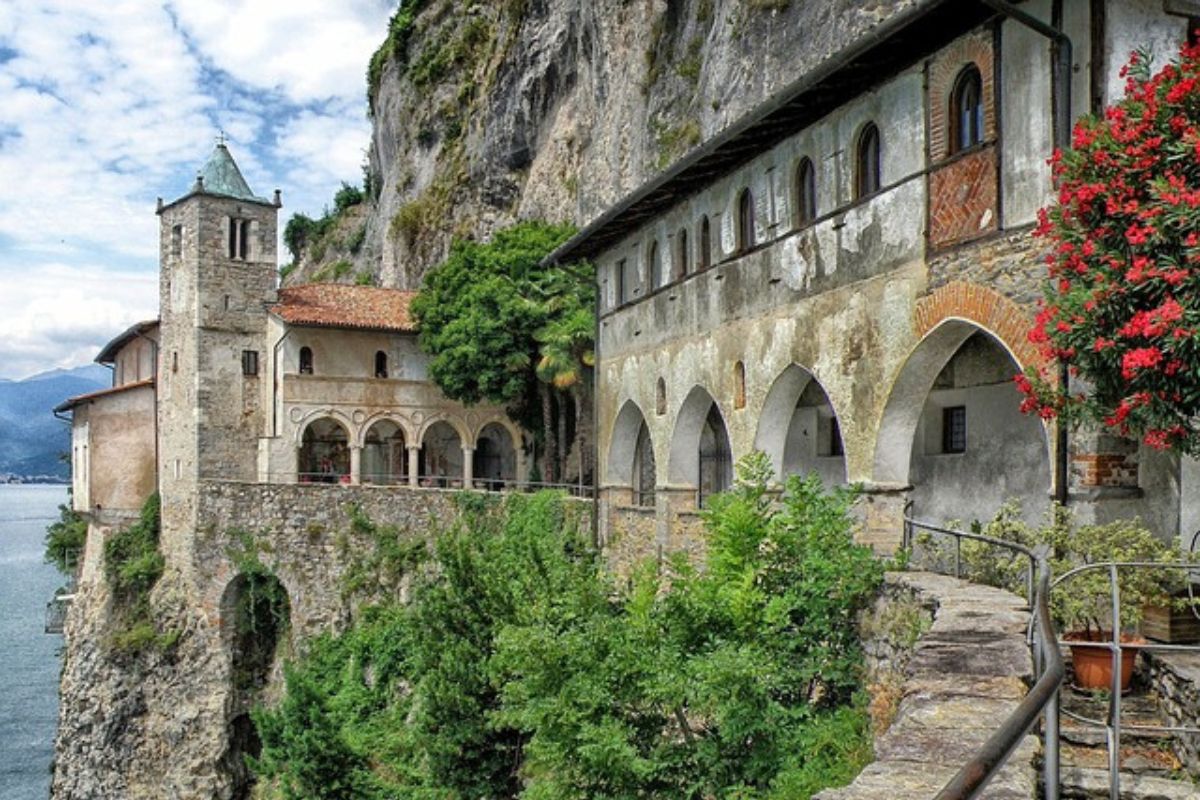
[1050,561,1200,800]
[906,517,1065,800]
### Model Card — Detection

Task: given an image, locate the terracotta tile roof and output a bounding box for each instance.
[54,378,155,414]
[270,284,419,333]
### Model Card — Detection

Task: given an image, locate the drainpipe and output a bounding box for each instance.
[978,0,1073,508]
[271,328,293,438]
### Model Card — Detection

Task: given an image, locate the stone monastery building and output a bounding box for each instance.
[48,1,1200,795]
[543,0,1200,558]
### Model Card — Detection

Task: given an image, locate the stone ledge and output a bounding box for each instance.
[816,571,1037,800]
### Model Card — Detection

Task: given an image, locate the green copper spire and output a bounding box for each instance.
[194,141,265,202]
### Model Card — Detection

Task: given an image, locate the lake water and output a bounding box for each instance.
[0,484,66,800]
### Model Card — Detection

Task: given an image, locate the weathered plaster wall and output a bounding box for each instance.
[74,385,158,516]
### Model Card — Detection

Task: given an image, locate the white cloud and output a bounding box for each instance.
[0,263,158,379]
[167,0,393,104]
[0,0,398,378]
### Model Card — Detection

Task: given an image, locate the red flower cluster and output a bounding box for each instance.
[1020,41,1200,455]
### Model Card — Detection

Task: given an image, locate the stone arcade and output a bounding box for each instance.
[543,0,1200,566]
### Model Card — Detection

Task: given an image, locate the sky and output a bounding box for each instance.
[0,0,398,380]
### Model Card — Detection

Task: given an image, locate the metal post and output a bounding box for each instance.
[955,535,962,579]
[1108,564,1122,800]
[1045,683,1061,800]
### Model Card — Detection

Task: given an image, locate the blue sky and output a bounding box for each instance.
[0,0,397,379]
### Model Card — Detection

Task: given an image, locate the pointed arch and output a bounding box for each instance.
[476,421,518,488]
[754,364,847,486]
[608,400,652,486]
[874,319,1051,524]
[669,386,732,503]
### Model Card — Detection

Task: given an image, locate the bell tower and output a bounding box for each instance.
[155,140,281,563]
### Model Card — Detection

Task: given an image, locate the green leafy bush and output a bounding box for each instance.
[102,494,174,654]
[44,501,86,575]
[253,459,880,798]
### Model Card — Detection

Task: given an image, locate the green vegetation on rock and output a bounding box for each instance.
[102,494,175,653]
[44,500,86,575]
[251,457,880,799]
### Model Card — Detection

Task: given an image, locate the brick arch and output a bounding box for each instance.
[913,281,1045,373]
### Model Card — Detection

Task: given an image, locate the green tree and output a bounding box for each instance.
[411,221,590,481]
[44,500,86,575]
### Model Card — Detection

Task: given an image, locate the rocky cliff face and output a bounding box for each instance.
[291,0,925,287]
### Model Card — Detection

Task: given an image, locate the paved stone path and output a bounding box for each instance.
[816,571,1038,800]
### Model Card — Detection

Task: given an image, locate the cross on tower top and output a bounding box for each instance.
[216,130,228,147]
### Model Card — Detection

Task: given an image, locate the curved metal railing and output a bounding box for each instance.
[904,517,1065,800]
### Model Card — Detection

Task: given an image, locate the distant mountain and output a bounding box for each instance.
[0,365,110,479]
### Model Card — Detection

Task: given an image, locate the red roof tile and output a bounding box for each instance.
[270,284,419,333]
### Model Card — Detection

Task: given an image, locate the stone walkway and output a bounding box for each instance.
[816,571,1038,800]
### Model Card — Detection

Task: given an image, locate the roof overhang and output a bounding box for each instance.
[95,320,160,365]
[544,0,998,266]
[54,378,155,415]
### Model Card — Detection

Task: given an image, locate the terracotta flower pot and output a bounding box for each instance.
[1065,631,1143,691]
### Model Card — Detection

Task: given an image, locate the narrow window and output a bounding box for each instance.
[656,378,666,416]
[943,406,967,454]
[171,351,178,373]
[649,240,663,290]
[733,361,746,409]
[299,346,313,375]
[615,260,626,306]
[676,228,689,278]
[699,216,712,269]
[622,257,640,302]
[171,224,182,257]
[950,66,984,154]
[227,217,238,258]
[224,295,231,311]
[855,122,882,199]
[375,351,389,378]
[239,219,251,260]
[737,188,755,254]
[241,350,258,376]
[795,157,817,225]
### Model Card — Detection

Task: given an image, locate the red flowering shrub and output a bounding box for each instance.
[1021,43,1200,455]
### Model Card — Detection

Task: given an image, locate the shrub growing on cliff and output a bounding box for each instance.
[253,460,880,799]
[102,494,170,653]
[44,501,86,575]
[1020,41,1200,454]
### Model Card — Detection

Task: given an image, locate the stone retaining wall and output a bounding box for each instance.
[1146,651,1200,774]
[817,571,1037,800]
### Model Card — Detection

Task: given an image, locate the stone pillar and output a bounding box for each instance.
[462,446,475,490]
[854,482,910,556]
[407,445,420,488]
[350,445,362,486]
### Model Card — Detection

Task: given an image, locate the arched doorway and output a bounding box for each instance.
[299,417,350,483]
[669,387,732,506]
[362,419,406,485]
[607,400,656,507]
[476,422,518,490]
[754,364,846,487]
[420,421,464,488]
[875,321,1051,526]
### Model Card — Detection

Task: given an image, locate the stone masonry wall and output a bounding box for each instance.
[817,571,1037,800]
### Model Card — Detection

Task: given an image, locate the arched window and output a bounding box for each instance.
[795,157,817,226]
[737,188,755,254]
[298,346,313,375]
[374,351,388,378]
[676,228,689,278]
[950,65,984,154]
[649,240,663,290]
[699,216,712,270]
[734,361,746,410]
[855,122,881,199]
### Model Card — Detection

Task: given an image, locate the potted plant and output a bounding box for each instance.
[934,503,1186,691]
[1046,515,1186,690]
